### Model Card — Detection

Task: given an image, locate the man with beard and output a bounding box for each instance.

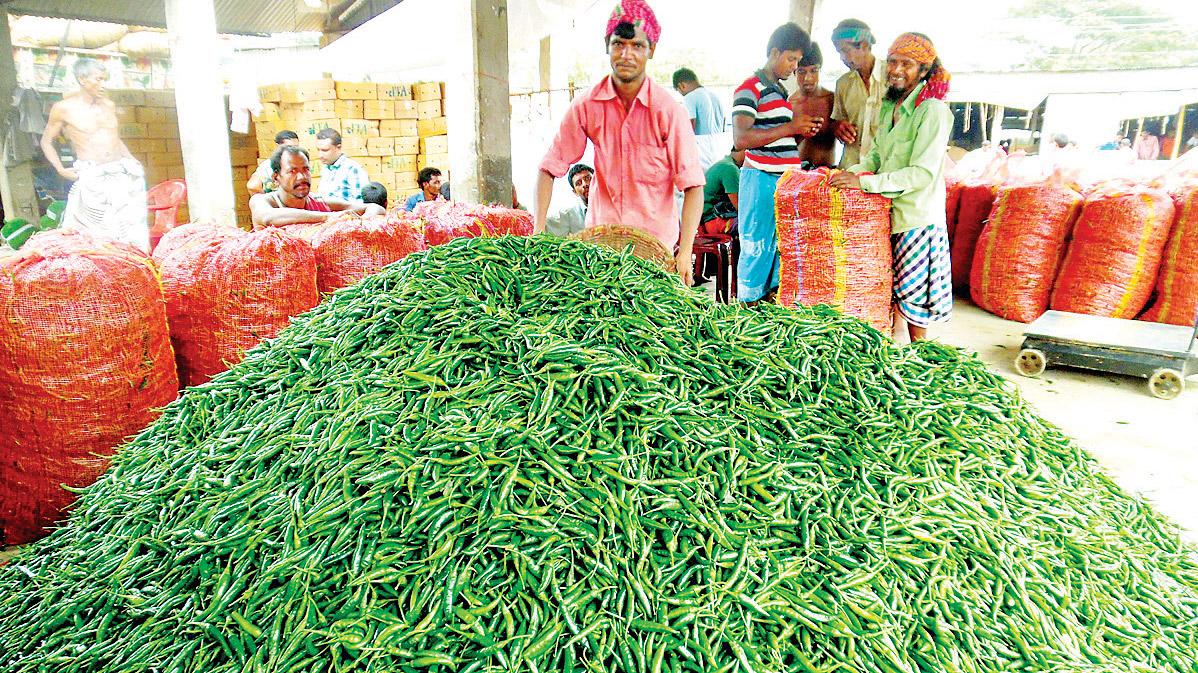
[534,0,705,285]
[830,19,887,169]
[790,43,836,168]
[830,32,953,342]
[250,145,380,229]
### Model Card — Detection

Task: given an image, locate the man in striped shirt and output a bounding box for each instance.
[732,23,823,303]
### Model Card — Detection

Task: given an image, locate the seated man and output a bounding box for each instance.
[546,163,592,237]
[250,145,380,229]
[247,130,299,194]
[402,167,443,212]
[700,149,742,235]
[362,181,388,209]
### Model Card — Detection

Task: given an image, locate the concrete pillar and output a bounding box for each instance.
[446,0,513,206]
[0,13,39,224]
[165,0,236,226]
[789,0,821,34]
[990,106,1004,146]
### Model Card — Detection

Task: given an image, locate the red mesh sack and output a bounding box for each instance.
[310,211,428,293]
[969,183,1082,323]
[154,223,319,387]
[775,168,893,332]
[475,206,534,237]
[1051,185,1176,318]
[1141,186,1198,326]
[416,201,484,246]
[945,177,963,243]
[0,230,178,545]
[949,181,996,292]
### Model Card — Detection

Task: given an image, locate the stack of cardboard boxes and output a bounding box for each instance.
[111,88,262,227]
[254,79,449,204]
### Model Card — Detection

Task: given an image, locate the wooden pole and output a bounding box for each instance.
[1172,105,1185,160]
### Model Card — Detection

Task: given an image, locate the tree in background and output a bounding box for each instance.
[1009,0,1198,70]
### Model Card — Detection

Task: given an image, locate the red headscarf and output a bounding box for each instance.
[888,32,951,107]
[606,0,661,45]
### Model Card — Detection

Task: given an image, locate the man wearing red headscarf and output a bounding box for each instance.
[534,0,705,285]
[830,32,953,342]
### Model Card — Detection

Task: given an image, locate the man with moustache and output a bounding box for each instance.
[249,145,380,229]
[830,19,887,169]
[534,0,705,286]
[830,32,954,342]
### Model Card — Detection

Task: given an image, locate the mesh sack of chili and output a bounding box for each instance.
[1140,185,1198,326]
[415,200,484,246]
[309,211,427,293]
[969,182,1082,323]
[1051,184,1175,318]
[154,223,319,388]
[474,205,534,237]
[775,168,894,332]
[0,230,178,545]
[945,176,963,244]
[949,180,997,293]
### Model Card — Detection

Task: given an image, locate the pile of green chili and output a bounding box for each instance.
[1,235,1196,673]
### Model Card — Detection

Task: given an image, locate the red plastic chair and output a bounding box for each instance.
[147,179,187,251]
[693,233,737,303]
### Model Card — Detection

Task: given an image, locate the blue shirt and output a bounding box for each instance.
[403,192,428,212]
[317,154,369,202]
[684,87,726,136]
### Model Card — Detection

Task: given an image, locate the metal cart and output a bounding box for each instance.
[1014,310,1198,400]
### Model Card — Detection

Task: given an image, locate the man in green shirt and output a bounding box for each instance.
[830,32,953,342]
[700,148,743,234]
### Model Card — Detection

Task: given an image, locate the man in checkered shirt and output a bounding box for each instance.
[314,128,370,203]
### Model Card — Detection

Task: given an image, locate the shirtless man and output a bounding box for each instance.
[790,44,836,168]
[41,58,149,251]
[250,145,381,229]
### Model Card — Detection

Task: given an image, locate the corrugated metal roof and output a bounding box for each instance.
[0,0,383,35]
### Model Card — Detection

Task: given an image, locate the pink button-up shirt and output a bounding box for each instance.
[540,76,706,249]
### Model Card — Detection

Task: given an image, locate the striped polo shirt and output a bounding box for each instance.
[732,70,801,173]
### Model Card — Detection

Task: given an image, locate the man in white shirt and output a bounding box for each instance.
[546,163,592,237]
[830,19,887,169]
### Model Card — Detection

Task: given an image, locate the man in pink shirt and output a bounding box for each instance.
[533,0,706,285]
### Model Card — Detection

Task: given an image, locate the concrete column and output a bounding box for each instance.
[446,0,513,206]
[165,0,235,226]
[789,0,821,34]
[990,106,1004,145]
[0,13,39,224]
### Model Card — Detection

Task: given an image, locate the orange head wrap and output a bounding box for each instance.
[888,32,951,106]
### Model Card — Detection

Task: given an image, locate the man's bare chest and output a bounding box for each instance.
[65,104,117,134]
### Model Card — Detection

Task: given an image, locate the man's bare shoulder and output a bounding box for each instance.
[249,192,276,208]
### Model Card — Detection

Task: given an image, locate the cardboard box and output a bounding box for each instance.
[138,138,167,154]
[146,122,180,139]
[420,135,449,155]
[393,100,418,120]
[256,102,282,122]
[366,137,394,155]
[351,156,382,176]
[258,84,283,102]
[142,90,176,107]
[280,79,336,104]
[229,132,257,150]
[413,81,442,101]
[163,138,181,154]
[421,152,450,171]
[119,123,147,138]
[145,151,181,166]
[416,100,442,120]
[116,106,136,123]
[334,99,364,118]
[283,99,336,119]
[258,139,278,157]
[297,119,341,142]
[335,81,378,100]
[363,100,393,120]
[230,146,259,166]
[383,154,419,173]
[417,117,447,137]
[340,136,369,154]
[255,119,281,138]
[135,107,167,124]
[339,118,379,138]
[394,171,419,190]
[393,136,419,156]
[377,83,413,101]
[107,89,146,106]
[381,119,418,137]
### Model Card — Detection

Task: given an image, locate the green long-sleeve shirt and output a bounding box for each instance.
[848,81,953,234]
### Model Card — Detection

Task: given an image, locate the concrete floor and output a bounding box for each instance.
[937,300,1198,544]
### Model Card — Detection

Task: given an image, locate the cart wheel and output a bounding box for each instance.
[1014,348,1047,377]
[1147,369,1185,400]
